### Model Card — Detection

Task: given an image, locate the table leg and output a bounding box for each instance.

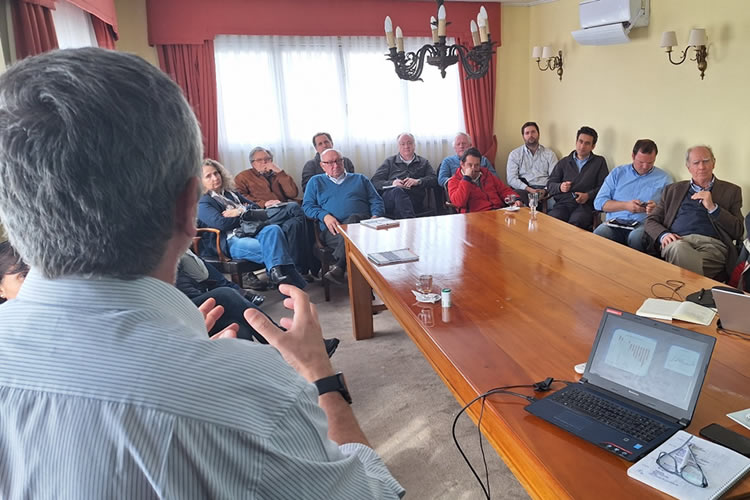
[346,251,374,340]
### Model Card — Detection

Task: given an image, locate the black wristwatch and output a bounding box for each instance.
[314,372,352,404]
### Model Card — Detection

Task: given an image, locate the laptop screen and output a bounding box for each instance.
[584,309,716,422]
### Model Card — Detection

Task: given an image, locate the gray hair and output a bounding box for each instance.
[685,145,715,164]
[202,158,235,193]
[397,132,415,143]
[0,48,202,279]
[320,148,342,160]
[248,146,273,163]
[454,132,472,145]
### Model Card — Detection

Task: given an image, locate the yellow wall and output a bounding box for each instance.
[495,0,750,211]
[114,0,158,66]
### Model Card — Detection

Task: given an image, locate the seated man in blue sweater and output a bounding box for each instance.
[303,148,385,285]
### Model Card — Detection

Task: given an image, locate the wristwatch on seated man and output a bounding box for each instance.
[314,372,352,404]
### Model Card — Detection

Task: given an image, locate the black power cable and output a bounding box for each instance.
[451,378,571,499]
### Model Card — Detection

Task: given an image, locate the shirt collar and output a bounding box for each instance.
[327,171,348,185]
[399,154,416,165]
[690,176,715,192]
[630,163,655,176]
[16,269,207,338]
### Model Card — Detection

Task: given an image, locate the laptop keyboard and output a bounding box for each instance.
[550,387,668,442]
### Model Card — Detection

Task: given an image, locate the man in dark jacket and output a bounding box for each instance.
[546,126,609,230]
[645,145,743,279]
[371,132,437,219]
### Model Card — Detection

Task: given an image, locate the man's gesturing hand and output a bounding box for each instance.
[244,285,333,383]
[198,298,239,339]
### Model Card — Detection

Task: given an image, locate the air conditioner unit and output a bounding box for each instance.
[571,0,649,46]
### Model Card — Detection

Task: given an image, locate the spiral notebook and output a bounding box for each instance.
[627,430,750,499]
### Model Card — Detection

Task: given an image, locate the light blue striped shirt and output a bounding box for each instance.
[0,271,404,499]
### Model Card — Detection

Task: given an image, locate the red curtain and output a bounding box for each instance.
[91,14,116,49]
[10,0,58,59]
[157,41,219,161]
[457,36,498,164]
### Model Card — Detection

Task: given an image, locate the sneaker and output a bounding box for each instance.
[323,265,346,286]
[324,338,340,358]
[242,272,268,291]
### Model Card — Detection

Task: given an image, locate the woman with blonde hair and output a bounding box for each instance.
[197,159,307,289]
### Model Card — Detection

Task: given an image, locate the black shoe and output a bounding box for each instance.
[268,266,290,286]
[242,290,265,307]
[303,272,317,283]
[324,338,340,358]
[323,265,346,286]
[242,272,268,291]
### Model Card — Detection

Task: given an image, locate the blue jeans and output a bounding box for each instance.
[227,225,307,289]
[594,222,646,251]
[227,225,293,270]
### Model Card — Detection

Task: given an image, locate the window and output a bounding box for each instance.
[214,35,464,178]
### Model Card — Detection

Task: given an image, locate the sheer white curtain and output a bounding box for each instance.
[51,0,97,49]
[215,35,464,180]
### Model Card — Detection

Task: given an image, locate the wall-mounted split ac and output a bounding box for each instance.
[571,0,649,46]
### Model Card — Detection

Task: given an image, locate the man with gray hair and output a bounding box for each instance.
[0,48,403,498]
[437,132,497,188]
[645,145,743,279]
[235,146,300,208]
[372,132,437,219]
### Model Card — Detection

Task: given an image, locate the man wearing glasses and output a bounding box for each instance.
[301,132,356,192]
[235,147,300,208]
[303,149,384,285]
[645,145,743,279]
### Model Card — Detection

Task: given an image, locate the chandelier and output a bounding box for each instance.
[383,0,496,81]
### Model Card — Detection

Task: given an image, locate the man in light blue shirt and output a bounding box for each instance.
[594,139,673,251]
[437,132,497,188]
[0,48,403,499]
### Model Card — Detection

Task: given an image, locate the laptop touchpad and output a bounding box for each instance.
[553,412,589,431]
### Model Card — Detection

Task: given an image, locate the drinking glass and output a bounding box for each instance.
[416,274,433,294]
[529,192,539,216]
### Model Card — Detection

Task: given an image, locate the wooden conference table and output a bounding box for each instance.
[340,209,750,500]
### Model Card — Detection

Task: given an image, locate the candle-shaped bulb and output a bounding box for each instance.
[384,16,396,49]
[395,26,404,52]
[438,5,447,37]
[480,6,490,35]
[430,15,438,43]
[470,20,480,46]
[477,14,488,43]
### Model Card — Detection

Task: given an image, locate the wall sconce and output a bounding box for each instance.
[531,46,563,81]
[660,28,708,80]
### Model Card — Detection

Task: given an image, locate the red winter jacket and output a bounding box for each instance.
[447,167,516,213]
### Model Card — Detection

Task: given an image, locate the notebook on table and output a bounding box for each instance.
[525,308,716,462]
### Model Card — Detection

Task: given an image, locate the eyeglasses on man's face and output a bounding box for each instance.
[252,157,273,164]
[321,159,344,166]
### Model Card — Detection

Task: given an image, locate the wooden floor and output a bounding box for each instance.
[342,209,750,500]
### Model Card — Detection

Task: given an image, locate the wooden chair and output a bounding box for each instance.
[193,228,264,287]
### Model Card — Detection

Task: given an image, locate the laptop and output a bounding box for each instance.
[525,307,716,462]
[713,286,750,335]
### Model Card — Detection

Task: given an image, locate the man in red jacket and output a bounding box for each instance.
[448,148,522,213]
